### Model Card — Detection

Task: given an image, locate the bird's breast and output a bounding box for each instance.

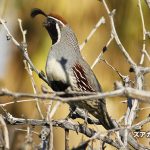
[46,58,67,83]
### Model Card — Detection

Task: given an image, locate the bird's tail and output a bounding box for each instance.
[99,109,115,130]
[97,98,115,130]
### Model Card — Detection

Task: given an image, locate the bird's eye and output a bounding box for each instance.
[47,18,55,24]
[51,20,56,24]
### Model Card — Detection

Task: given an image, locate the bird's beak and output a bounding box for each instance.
[43,20,47,26]
[43,20,49,28]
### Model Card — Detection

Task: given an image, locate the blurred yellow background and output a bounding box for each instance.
[0,0,150,149]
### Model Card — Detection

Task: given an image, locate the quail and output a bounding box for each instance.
[31,8,115,130]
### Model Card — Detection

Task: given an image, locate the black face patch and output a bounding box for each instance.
[45,18,58,44]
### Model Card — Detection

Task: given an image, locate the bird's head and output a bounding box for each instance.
[31,8,67,45]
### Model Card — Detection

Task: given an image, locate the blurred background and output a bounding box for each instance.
[0,0,150,149]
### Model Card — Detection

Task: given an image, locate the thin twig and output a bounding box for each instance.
[138,0,150,64]
[15,128,39,136]
[100,1,146,148]
[101,0,136,67]
[71,107,100,125]
[101,58,131,83]
[136,106,150,111]
[18,18,44,119]
[65,129,69,150]
[80,17,105,50]
[91,51,103,69]
[46,102,53,150]
[0,115,9,149]
[0,19,20,46]
[49,102,61,118]
[0,99,37,107]
[145,0,150,8]
[24,61,44,119]
[91,36,114,69]
[49,122,53,150]
[0,18,49,84]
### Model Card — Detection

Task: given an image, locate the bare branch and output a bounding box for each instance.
[65,129,69,150]
[145,0,150,8]
[0,19,20,46]
[4,113,150,149]
[138,0,150,64]
[70,107,100,125]
[15,128,39,136]
[2,87,150,104]
[91,51,103,69]
[0,18,49,84]
[45,100,53,150]
[101,0,136,67]
[91,35,114,69]
[18,18,44,119]
[4,115,120,149]
[80,16,105,50]
[0,115,9,149]
[0,99,37,107]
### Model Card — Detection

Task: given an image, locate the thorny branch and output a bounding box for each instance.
[2,113,119,148]
[3,113,150,149]
[100,0,150,148]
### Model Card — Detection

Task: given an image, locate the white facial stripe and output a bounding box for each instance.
[48,16,65,27]
[55,23,61,44]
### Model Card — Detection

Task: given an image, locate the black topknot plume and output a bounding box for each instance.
[31,8,47,18]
